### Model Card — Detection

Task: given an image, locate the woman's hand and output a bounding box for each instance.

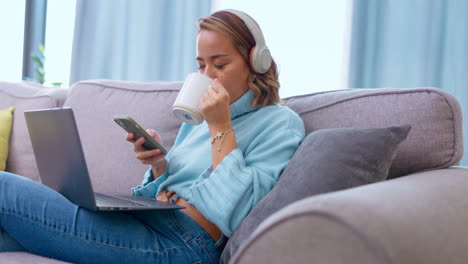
[199,78,231,128]
[125,129,167,177]
[200,78,237,169]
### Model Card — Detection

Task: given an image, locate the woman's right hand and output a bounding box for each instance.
[125,129,167,177]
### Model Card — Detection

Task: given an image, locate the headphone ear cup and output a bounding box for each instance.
[250,46,272,74]
[259,48,272,73]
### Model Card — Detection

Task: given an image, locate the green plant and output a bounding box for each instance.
[31,45,63,87]
[31,45,45,84]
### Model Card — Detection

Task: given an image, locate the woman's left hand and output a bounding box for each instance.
[199,78,231,127]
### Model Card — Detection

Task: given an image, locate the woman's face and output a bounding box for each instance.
[196,29,251,104]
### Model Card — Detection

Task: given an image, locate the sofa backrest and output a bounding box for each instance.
[1,80,463,194]
[284,88,464,178]
[63,80,182,195]
[67,82,462,194]
[0,82,68,181]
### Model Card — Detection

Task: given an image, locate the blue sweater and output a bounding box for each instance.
[132,90,305,236]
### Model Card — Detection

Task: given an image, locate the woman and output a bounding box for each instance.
[0,9,304,263]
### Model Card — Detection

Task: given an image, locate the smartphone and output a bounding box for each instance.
[113,115,167,154]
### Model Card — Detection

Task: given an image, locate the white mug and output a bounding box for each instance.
[173,72,213,125]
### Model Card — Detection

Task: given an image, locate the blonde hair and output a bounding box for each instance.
[197,11,281,107]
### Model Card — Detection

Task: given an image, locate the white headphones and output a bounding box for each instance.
[222,9,272,74]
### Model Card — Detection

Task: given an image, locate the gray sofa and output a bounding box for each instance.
[0,80,466,264]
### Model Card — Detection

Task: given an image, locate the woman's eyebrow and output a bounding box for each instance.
[196,54,229,61]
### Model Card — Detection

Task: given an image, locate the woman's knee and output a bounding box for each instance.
[0,172,39,202]
[0,172,34,188]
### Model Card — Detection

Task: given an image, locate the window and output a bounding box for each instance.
[212,0,351,97]
[0,1,26,82]
[43,0,76,87]
[0,0,75,86]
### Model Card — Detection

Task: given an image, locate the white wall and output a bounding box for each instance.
[212,0,351,97]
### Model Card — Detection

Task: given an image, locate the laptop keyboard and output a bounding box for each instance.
[95,193,149,207]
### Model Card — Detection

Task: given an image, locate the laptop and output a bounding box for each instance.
[24,107,183,211]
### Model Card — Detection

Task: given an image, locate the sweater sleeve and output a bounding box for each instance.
[181,113,305,237]
[131,123,192,198]
[131,167,168,197]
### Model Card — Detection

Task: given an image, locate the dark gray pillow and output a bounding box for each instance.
[221,125,411,263]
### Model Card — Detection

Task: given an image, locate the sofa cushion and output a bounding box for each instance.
[0,82,68,181]
[221,125,411,263]
[284,88,463,178]
[64,80,182,195]
[0,107,14,171]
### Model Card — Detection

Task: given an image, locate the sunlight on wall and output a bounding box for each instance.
[0,0,25,82]
[212,0,350,97]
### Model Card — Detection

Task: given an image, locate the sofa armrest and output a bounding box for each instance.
[230,167,468,264]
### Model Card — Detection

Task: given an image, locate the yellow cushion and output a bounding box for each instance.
[0,107,14,171]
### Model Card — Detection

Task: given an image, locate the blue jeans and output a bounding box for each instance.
[0,172,225,263]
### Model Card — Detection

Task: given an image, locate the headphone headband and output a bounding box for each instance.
[222,9,272,74]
